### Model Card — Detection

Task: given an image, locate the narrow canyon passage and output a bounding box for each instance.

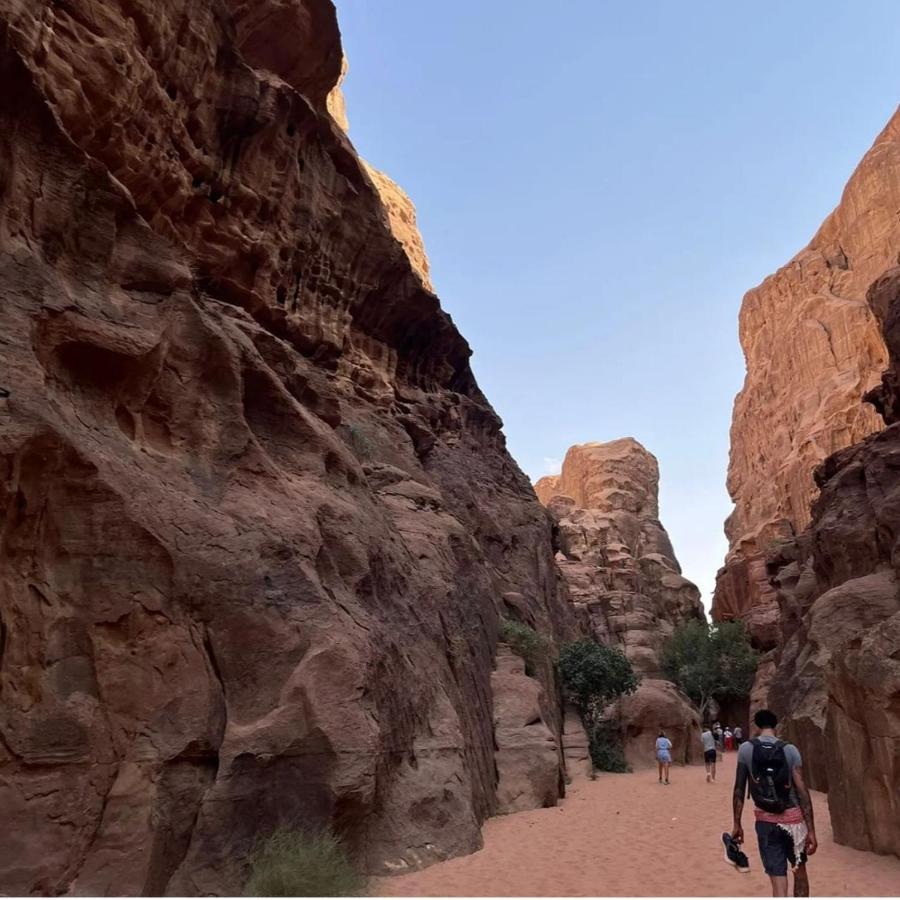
[378,754,900,897]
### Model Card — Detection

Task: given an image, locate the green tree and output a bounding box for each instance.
[558,639,640,715]
[499,618,548,676]
[558,640,640,773]
[661,619,758,720]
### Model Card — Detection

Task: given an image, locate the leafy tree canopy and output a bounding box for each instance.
[558,639,640,717]
[661,619,758,719]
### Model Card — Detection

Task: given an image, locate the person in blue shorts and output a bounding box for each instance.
[655,730,672,784]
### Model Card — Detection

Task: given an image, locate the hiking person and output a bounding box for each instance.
[655,730,672,784]
[701,725,717,782]
[713,721,723,751]
[724,727,734,751]
[734,724,743,747]
[731,709,817,897]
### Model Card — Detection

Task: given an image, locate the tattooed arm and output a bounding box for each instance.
[732,759,748,844]
[792,765,818,855]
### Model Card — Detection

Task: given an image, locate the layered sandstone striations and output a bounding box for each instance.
[714,111,900,647]
[767,268,900,857]
[0,1,572,894]
[536,439,704,766]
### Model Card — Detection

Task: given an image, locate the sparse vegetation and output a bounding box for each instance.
[558,640,640,716]
[243,830,367,897]
[341,423,373,461]
[499,618,548,676]
[661,619,758,720]
[587,719,629,773]
[558,639,639,773]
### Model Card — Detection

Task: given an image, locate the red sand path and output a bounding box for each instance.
[378,754,900,896]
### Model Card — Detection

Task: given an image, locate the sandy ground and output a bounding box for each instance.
[377,754,900,896]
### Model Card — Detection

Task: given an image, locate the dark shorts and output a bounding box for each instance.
[704,749,717,764]
[755,821,808,876]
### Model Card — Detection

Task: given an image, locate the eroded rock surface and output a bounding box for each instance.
[536,440,704,767]
[766,268,900,856]
[536,439,704,678]
[491,646,561,814]
[714,111,900,648]
[0,1,572,893]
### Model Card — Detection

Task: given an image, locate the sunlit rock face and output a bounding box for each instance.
[714,110,900,648]
[0,1,574,893]
[536,439,704,677]
[536,439,705,768]
[765,268,900,857]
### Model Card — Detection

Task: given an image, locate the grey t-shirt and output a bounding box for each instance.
[701,730,716,752]
[737,735,802,807]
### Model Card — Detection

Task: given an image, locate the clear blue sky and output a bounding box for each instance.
[336,0,900,608]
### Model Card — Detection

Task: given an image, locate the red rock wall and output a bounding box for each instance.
[714,110,900,646]
[0,2,573,893]
[765,269,900,857]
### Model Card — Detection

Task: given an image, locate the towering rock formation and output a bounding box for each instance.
[536,439,705,768]
[0,1,572,894]
[714,110,900,649]
[767,268,900,857]
[327,60,433,291]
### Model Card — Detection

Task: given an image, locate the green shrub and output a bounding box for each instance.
[588,719,629,773]
[342,424,373,461]
[499,618,548,675]
[243,830,367,897]
[558,639,640,717]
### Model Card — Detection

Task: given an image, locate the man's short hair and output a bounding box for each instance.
[754,709,778,729]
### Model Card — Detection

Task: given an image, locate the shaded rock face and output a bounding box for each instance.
[326,62,433,291]
[0,1,573,894]
[714,110,900,648]
[536,439,705,678]
[766,268,900,857]
[491,646,561,814]
[615,679,701,770]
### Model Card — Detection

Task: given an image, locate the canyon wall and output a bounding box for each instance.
[714,110,900,648]
[767,268,900,857]
[536,439,705,768]
[0,1,573,894]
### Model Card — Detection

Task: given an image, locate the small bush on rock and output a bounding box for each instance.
[499,618,548,675]
[243,829,367,897]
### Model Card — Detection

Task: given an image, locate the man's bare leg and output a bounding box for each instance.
[793,864,809,897]
[711,759,716,781]
[770,875,788,897]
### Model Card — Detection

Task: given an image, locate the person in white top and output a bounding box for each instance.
[701,726,717,782]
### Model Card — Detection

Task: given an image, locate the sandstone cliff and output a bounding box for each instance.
[714,110,900,648]
[536,439,705,767]
[766,268,900,857]
[327,60,433,291]
[0,1,572,893]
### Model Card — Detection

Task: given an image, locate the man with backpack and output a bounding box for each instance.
[731,709,818,896]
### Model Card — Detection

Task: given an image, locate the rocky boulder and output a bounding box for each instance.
[614,679,702,770]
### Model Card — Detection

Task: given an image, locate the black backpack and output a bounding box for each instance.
[748,738,793,813]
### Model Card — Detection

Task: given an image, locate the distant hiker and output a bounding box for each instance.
[734,725,743,747]
[701,726,717,782]
[655,731,672,784]
[731,709,817,897]
[713,721,724,751]
[724,727,734,751]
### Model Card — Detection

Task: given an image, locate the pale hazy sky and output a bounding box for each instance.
[337,0,900,608]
